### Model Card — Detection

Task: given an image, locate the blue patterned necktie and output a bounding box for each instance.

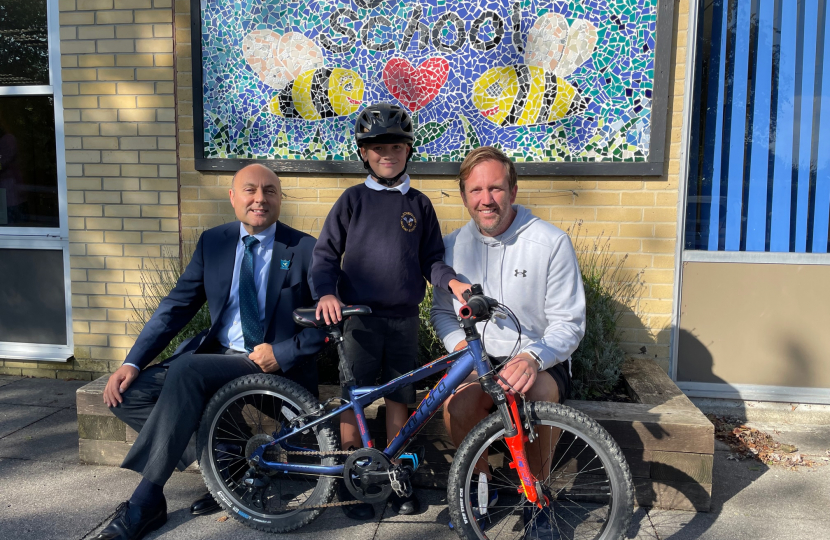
[240,235,263,353]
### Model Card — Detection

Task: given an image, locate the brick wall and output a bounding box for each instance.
[0,0,179,379]
[0,0,688,379]
[175,0,688,373]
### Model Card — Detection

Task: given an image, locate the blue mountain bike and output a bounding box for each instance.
[197,286,634,540]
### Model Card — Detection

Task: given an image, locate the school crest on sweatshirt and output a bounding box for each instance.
[400,212,417,232]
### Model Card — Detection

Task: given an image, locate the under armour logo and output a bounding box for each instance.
[515,269,527,277]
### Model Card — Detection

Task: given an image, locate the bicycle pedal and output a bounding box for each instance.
[398,445,425,472]
[388,467,413,498]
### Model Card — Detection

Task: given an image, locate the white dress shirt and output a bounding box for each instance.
[218,222,276,352]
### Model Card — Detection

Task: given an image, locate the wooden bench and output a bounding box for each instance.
[76,357,713,511]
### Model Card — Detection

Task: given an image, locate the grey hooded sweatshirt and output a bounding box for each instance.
[430,205,586,371]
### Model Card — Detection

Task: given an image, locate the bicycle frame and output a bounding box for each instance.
[247,338,491,476]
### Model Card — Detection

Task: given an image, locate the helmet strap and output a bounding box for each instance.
[365,162,409,186]
[360,146,413,187]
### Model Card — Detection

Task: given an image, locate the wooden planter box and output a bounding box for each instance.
[76,358,713,511]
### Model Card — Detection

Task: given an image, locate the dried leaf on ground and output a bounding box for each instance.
[707,415,820,469]
[217,516,229,522]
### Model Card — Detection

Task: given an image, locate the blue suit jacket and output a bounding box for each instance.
[124,221,325,392]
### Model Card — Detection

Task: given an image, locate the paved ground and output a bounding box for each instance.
[0,375,828,540]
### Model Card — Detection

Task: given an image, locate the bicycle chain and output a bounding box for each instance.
[261,449,420,509]
[268,449,365,508]
[284,449,355,456]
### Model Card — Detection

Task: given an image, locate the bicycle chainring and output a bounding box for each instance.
[343,448,393,504]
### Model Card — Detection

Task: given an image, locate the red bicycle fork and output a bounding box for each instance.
[503,393,549,509]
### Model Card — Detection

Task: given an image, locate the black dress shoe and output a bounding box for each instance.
[190,492,221,516]
[338,481,375,520]
[95,500,167,540]
[389,491,421,515]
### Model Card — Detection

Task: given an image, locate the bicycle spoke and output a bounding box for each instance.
[214,425,249,443]
[545,448,594,489]
[256,392,265,434]
[452,403,632,540]
[236,398,259,431]
[224,402,252,440]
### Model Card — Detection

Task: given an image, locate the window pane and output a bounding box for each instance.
[0,0,49,86]
[686,0,830,253]
[0,248,66,345]
[0,95,59,228]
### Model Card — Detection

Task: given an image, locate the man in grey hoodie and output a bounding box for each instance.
[431,147,586,535]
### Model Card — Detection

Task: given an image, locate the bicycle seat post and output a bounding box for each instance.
[329,326,356,388]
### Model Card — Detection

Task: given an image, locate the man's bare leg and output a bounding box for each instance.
[445,372,561,481]
[523,372,561,482]
[444,373,494,476]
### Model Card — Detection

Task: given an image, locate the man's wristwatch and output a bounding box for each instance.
[527,351,544,372]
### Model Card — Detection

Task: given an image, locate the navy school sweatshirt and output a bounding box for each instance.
[311,183,457,317]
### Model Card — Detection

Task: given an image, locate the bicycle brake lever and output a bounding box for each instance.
[493,310,507,320]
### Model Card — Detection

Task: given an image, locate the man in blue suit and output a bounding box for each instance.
[96,164,325,540]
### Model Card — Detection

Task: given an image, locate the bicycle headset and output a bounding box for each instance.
[354,103,414,186]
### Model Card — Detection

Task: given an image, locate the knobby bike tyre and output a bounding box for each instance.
[197,374,339,533]
[447,401,634,540]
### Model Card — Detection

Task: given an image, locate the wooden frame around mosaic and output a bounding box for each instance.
[189,0,674,176]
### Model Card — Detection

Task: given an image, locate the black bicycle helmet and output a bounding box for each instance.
[354,103,415,186]
[355,103,415,146]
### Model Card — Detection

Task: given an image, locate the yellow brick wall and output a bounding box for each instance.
[0,0,687,379]
[173,0,688,373]
[0,0,179,379]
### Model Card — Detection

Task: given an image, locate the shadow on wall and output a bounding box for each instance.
[633,328,766,539]
[677,326,818,389]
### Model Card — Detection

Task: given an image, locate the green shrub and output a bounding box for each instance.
[130,235,211,361]
[567,221,645,400]
[418,285,447,365]
[132,223,642,401]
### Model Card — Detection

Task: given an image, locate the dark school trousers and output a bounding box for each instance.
[110,350,262,486]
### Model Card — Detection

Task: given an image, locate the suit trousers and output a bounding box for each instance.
[111,350,262,486]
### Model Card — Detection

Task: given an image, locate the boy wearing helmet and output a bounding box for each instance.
[312,103,470,518]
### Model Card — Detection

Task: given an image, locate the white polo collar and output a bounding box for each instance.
[364,174,411,194]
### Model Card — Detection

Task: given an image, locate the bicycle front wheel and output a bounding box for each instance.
[448,401,633,540]
[197,374,339,533]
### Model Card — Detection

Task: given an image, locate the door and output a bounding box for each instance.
[0,0,72,360]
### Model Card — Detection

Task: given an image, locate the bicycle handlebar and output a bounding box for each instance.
[459,284,499,321]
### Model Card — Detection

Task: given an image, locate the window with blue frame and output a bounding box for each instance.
[686,0,830,253]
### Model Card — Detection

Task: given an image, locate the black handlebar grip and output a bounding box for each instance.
[462,284,484,302]
[463,296,492,319]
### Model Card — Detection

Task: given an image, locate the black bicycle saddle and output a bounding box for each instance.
[292,305,372,328]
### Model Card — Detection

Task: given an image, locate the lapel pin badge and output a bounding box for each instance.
[280,259,291,270]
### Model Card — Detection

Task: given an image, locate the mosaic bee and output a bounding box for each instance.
[268,67,364,120]
[242,30,364,121]
[472,13,597,126]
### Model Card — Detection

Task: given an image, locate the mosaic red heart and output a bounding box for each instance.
[382,57,449,112]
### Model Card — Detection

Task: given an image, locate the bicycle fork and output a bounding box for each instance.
[483,378,548,509]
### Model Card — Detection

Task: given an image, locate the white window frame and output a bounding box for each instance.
[0,0,73,361]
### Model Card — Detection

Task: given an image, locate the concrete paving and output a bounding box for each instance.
[0,377,828,540]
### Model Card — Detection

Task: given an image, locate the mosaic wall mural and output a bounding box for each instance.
[198,0,660,165]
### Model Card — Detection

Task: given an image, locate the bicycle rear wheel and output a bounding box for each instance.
[448,401,633,540]
[197,374,339,533]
